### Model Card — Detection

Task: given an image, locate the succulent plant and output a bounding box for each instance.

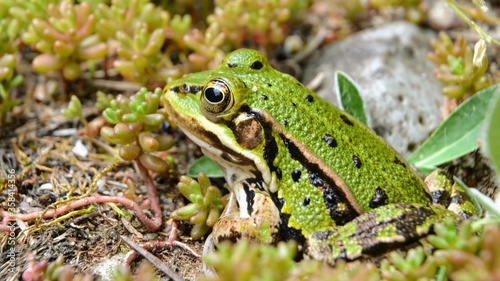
[379,220,498,280]
[1,0,60,53]
[202,239,382,281]
[0,54,23,126]
[369,0,425,24]
[1,0,313,86]
[170,173,227,239]
[5,0,58,29]
[180,0,310,70]
[111,261,160,281]
[22,1,107,81]
[293,259,380,281]
[190,220,500,281]
[22,256,93,281]
[0,9,19,55]
[95,0,192,83]
[210,0,306,49]
[96,90,115,111]
[0,54,16,83]
[101,87,174,173]
[201,240,298,281]
[182,24,226,71]
[446,224,500,280]
[380,247,439,281]
[428,221,481,252]
[428,32,492,99]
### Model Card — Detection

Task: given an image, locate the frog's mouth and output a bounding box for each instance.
[179,126,267,189]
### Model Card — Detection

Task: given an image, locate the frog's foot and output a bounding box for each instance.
[305,202,458,265]
[425,170,478,219]
[202,234,218,278]
[212,188,281,245]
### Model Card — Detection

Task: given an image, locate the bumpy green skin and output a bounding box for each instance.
[163,49,475,263]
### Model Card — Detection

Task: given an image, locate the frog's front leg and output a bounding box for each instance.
[306,203,459,265]
[212,180,281,245]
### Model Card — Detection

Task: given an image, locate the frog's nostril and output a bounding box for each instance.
[250,61,264,70]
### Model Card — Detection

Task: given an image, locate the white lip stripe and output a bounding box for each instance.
[178,122,273,185]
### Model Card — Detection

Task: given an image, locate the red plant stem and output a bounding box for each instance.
[135,160,163,230]
[0,195,161,233]
[167,220,179,244]
[0,224,11,233]
[1,159,164,234]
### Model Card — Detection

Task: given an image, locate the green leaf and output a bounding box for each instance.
[408,84,500,172]
[335,71,370,126]
[142,113,164,126]
[9,74,23,88]
[122,112,139,123]
[482,91,500,178]
[187,156,224,178]
[103,108,119,124]
[61,95,82,118]
[448,56,464,75]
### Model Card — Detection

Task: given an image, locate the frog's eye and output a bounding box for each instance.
[202,79,234,115]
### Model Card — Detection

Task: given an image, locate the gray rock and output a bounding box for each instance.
[303,21,443,157]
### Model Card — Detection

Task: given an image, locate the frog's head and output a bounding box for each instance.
[163,70,255,133]
[163,49,275,183]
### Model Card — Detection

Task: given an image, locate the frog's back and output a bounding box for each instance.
[224,51,428,201]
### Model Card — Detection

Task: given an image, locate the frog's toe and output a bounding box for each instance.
[202,234,218,278]
[212,191,281,245]
[425,170,478,219]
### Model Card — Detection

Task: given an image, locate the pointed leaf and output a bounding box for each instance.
[481,91,500,178]
[187,156,224,178]
[335,71,370,126]
[408,84,500,171]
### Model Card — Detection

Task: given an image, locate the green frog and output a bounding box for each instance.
[162,49,477,264]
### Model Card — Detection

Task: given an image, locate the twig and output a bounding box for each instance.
[122,237,200,267]
[172,240,201,258]
[120,235,184,281]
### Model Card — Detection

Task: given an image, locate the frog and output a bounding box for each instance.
[162,48,477,264]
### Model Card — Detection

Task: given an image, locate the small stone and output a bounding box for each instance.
[72,139,88,158]
[39,183,54,190]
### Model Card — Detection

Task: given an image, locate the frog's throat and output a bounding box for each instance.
[181,126,279,227]
[180,128,274,191]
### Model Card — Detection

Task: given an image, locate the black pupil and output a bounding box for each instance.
[205,86,224,103]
